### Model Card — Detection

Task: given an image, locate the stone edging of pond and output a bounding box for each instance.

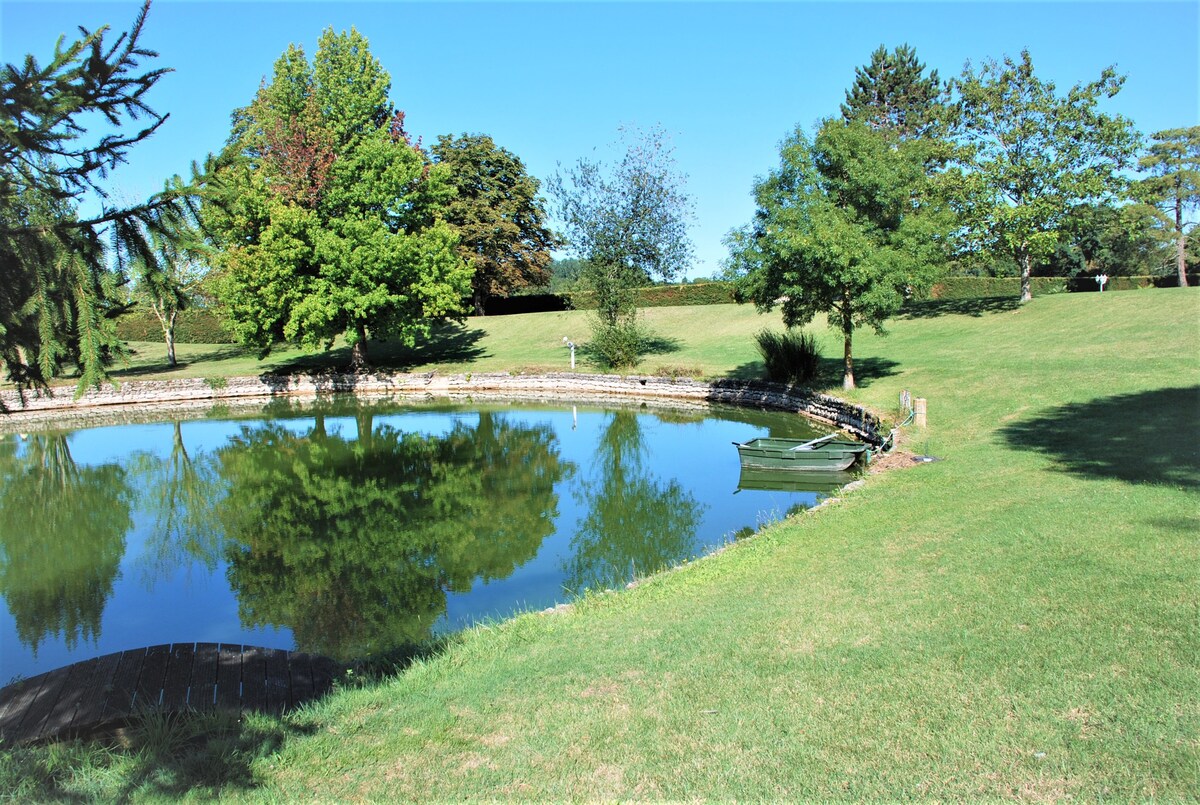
[0,372,886,444]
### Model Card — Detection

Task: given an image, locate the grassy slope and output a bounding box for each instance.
[7,290,1199,800]
[105,304,773,383]
[248,290,1197,801]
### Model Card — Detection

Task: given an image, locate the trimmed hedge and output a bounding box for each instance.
[1063,274,1199,292]
[920,275,1198,300]
[115,308,237,344]
[481,294,573,315]
[567,281,737,311]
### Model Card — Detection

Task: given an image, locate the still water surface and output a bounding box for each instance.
[0,396,850,682]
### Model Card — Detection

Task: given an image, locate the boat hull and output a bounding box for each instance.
[737,466,856,494]
[735,437,868,472]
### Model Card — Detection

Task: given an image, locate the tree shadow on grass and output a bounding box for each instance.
[577,333,682,368]
[724,356,901,389]
[262,323,488,376]
[109,346,254,377]
[900,297,1022,319]
[998,386,1200,488]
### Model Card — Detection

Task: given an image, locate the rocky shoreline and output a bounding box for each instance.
[0,372,887,444]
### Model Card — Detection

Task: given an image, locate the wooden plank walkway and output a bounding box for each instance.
[0,643,340,745]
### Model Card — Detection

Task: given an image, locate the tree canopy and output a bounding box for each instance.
[950,50,1140,301]
[0,1,195,393]
[549,125,694,287]
[204,28,471,368]
[728,119,949,389]
[431,134,556,315]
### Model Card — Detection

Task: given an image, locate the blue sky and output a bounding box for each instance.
[3,1,1198,279]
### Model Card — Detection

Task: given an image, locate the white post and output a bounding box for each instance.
[563,337,576,369]
[1096,273,1109,293]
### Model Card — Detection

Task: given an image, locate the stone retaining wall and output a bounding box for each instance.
[0,373,885,444]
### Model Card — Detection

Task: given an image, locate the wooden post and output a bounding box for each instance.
[914,398,927,428]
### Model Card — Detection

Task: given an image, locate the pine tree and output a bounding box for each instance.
[840,44,943,139]
[0,1,195,394]
[1134,126,1200,287]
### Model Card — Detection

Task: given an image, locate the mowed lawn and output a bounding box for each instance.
[4,289,1198,801]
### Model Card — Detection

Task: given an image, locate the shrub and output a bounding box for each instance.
[755,328,820,384]
[588,319,645,369]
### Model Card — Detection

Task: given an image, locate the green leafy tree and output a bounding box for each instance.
[1044,202,1172,278]
[431,134,557,315]
[205,29,471,369]
[728,120,949,389]
[841,44,943,139]
[546,258,589,293]
[1133,126,1200,287]
[0,433,131,653]
[548,126,695,367]
[0,1,197,393]
[950,50,1141,302]
[215,407,569,659]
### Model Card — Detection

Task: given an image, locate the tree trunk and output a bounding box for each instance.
[473,291,486,316]
[1019,248,1033,303]
[350,321,369,370]
[1176,198,1189,288]
[841,292,855,390]
[154,302,176,367]
[843,332,855,390]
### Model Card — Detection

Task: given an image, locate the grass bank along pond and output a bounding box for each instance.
[0,394,859,683]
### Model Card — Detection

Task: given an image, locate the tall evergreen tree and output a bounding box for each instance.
[0,1,195,394]
[205,29,470,368]
[841,44,943,139]
[1134,126,1200,287]
[431,134,557,315]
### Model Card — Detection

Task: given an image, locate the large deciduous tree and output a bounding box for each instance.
[727,120,949,390]
[951,50,1140,302]
[204,29,471,369]
[1134,126,1200,287]
[0,1,196,394]
[841,44,943,139]
[431,134,556,315]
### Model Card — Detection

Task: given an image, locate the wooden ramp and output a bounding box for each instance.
[0,643,341,745]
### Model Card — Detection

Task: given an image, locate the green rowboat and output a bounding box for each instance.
[734,433,869,472]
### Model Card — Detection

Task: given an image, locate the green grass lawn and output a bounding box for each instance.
[4,289,1198,801]
[104,303,777,383]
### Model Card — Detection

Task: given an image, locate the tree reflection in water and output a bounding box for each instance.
[0,433,131,654]
[565,410,706,594]
[215,407,570,660]
[130,421,226,580]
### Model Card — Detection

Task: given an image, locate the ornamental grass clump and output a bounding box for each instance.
[755,328,820,384]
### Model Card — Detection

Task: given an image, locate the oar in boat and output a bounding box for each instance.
[788,433,838,451]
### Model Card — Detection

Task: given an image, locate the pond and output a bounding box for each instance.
[0,396,854,683]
